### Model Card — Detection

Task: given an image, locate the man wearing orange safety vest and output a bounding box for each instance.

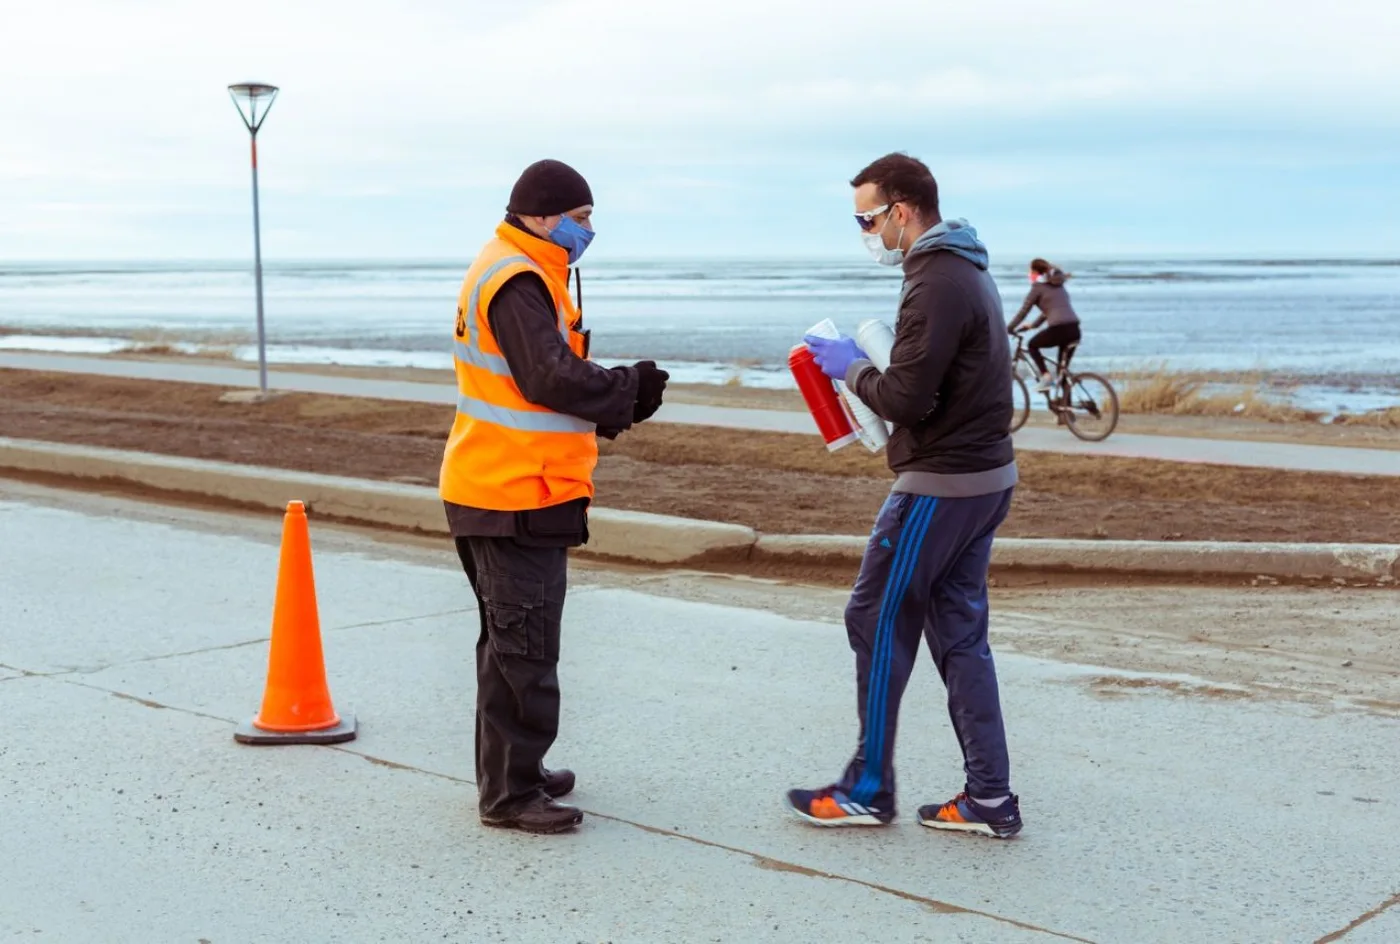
[440,159,669,834]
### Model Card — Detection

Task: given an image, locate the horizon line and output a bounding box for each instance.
[2,251,1399,266]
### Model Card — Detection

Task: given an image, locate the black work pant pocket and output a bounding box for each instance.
[478,570,557,661]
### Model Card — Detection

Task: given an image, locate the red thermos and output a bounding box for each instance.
[789,344,859,452]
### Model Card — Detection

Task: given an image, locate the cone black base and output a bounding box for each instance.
[234,712,357,745]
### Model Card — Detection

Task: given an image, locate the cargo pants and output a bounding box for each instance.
[455,536,568,818]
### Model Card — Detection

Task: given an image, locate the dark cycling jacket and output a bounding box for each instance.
[1008,269,1079,330]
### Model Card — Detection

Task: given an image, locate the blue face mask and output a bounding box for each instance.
[549,215,595,264]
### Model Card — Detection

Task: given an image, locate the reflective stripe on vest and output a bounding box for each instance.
[452,251,592,433]
[455,394,594,433]
[454,256,575,377]
[453,339,510,375]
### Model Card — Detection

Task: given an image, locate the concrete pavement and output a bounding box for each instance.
[4,350,1400,476]
[2,480,1397,943]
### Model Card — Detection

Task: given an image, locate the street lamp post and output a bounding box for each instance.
[228,82,279,398]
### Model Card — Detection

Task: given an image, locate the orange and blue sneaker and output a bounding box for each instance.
[918,792,1022,839]
[785,786,894,827]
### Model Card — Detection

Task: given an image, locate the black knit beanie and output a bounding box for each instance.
[506,159,593,217]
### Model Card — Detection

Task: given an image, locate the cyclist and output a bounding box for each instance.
[1007,258,1081,392]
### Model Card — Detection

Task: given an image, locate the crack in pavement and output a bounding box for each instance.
[0,661,75,681]
[579,811,1098,942]
[328,607,478,632]
[55,677,1096,943]
[330,744,1098,942]
[85,685,239,725]
[0,607,479,681]
[0,640,271,679]
[1315,890,1400,943]
[111,636,270,668]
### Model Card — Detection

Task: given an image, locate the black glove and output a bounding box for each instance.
[597,425,622,441]
[633,360,669,424]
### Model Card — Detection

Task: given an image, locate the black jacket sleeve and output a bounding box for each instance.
[486,272,639,430]
[1006,285,1041,332]
[846,274,968,428]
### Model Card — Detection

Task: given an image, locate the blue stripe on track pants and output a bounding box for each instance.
[837,488,1015,811]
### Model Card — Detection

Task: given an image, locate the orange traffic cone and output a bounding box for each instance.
[234,501,357,745]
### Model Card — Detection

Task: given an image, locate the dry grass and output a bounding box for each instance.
[1118,367,1319,423]
[118,343,182,357]
[719,358,771,388]
[1332,407,1400,429]
[1117,370,1203,414]
[119,328,243,361]
[118,341,238,360]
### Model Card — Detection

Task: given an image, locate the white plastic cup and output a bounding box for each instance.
[840,388,890,452]
[856,320,896,373]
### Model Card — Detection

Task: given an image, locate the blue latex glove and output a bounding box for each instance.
[803,334,867,381]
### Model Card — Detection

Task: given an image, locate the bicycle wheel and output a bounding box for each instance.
[1063,372,1120,442]
[1009,373,1031,433]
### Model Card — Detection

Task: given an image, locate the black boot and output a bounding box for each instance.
[481,796,583,834]
[543,768,575,798]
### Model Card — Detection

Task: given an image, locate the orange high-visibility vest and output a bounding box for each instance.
[439,222,596,511]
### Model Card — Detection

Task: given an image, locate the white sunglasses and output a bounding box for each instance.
[854,203,897,232]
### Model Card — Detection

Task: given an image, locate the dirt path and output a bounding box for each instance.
[5,368,1400,542]
[576,566,1400,712]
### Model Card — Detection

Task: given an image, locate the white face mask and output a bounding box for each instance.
[861,214,905,266]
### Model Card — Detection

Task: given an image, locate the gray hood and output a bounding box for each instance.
[904,218,989,270]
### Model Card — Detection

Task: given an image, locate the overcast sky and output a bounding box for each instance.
[4,0,1398,260]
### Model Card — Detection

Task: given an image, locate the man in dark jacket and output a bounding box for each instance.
[442,159,670,834]
[789,153,1022,839]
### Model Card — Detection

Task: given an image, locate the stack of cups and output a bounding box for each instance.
[806,318,890,453]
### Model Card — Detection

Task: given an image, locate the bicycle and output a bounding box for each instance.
[1008,332,1120,442]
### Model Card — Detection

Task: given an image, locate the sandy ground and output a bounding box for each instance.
[100,350,1400,450]
[5,368,1400,543]
[576,567,1400,714]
